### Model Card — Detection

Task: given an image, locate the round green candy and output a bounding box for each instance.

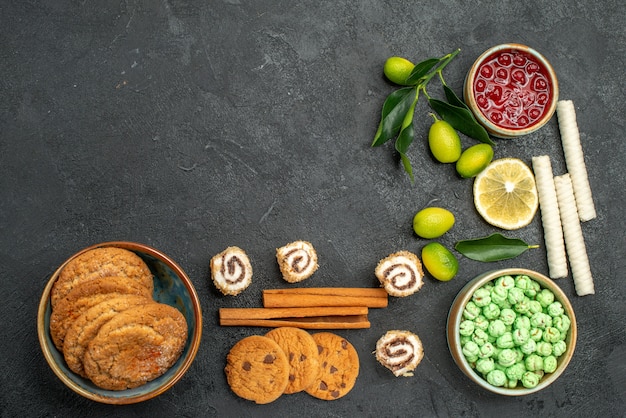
[496,332,514,349]
[472,328,489,346]
[495,275,515,290]
[486,369,507,387]
[512,327,530,346]
[463,340,480,361]
[543,326,561,343]
[478,342,496,358]
[521,371,541,388]
[514,315,531,330]
[530,328,543,342]
[528,300,543,315]
[476,357,495,374]
[472,287,492,307]
[514,275,531,290]
[483,303,501,320]
[553,340,567,357]
[530,312,552,329]
[474,315,489,331]
[544,355,558,373]
[520,338,537,355]
[488,319,506,337]
[505,362,527,381]
[500,308,516,326]
[547,301,564,317]
[463,301,481,320]
[553,315,571,334]
[514,297,531,315]
[497,348,517,367]
[536,288,555,307]
[536,341,553,357]
[459,320,475,336]
[507,287,525,305]
[525,353,544,372]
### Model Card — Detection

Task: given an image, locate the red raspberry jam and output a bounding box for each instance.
[465,44,558,138]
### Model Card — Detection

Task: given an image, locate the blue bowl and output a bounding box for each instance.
[37,241,203,404]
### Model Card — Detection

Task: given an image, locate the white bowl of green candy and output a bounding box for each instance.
[447,268,577,395]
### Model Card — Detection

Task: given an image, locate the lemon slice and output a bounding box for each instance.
[473,158,539,230]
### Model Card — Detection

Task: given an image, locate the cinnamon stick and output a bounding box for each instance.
[263,287,388,308]
[219,306,370,329]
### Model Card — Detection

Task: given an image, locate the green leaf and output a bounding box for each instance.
[442,84,468,109]
[428,98,495,146]
[405,58,440,85]
[395,122,415,181]
[455,233,539,262]
[372,87,417,147]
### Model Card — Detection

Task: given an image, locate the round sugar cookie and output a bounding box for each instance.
[305,332,359,400]
[51,246,154,307]
[62,295,153,377]
[224,335,289,404]
[49,276,154,350]
[83,302,188,390]
[265,327,320,394]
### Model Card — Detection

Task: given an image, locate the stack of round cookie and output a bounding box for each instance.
[49,247,188,391]
[224,327,360,404]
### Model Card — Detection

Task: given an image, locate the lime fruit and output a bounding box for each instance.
[412,207,455,239]
[473,158,539,230]
[428,117,462,163]
[383,57,415,85]
[456,143,494,178]
[421,242,459,282]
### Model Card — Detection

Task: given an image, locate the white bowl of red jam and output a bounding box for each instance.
[464,44,559,138]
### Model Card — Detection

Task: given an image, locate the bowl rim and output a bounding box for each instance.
[463,43,559,138]
[37,241,203,404]
[446,268,577,396]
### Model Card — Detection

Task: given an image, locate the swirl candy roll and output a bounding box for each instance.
[374,251,424,297]
[375,330,424,377]
[276,240,319,283]
[554,174,595,296]
[210,246,253,295]
[531,156,568,279]
[556,100,596,222]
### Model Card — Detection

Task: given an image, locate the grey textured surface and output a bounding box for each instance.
[1,0,625,416]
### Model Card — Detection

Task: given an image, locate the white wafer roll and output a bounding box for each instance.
[532,156,568,279]
[557,100,597,221]
[554,174,595,296]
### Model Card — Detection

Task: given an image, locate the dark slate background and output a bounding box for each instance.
[1,0,624,416]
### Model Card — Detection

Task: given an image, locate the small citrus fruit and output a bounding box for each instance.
[428,116,462,163]
[456,143,494,178]
[383,57,415,85]
[473,158,539,230]
[413,207,455,239]
[421,242,459,281]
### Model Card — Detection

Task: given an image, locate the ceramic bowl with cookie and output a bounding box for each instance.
[37,241,202,404]
[447,268,576,396]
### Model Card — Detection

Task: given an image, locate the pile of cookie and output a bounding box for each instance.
[225,327,359,404]
[49,247,188,391]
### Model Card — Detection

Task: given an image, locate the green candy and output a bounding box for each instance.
[553,340,567,357]
[472,288,491,307]
[514,275,532,290]
[514,315,531,330]
[544,355,558,373]
[530,328,543,342]
[476,357,495,374]
[512,327,530,346]
[520,338,537,355]
[483,303,501,320]
[488,319,506,337]
[496,332,514,349]
[463,301,481,320]
[514,297,531,315]
[495,275,515,290]
[463,340,480,361]
[505,362,527,381]
[474,315,490,331]
[507,287,525,305]
[525,354,544,372]
[530,312,552,329]
[522,371,541,388]
[459,320,475,336]
[528,300,543,315]
[486,369,507,387]
[553,315,571,334]
[536,341,553,357]
[497,348,517,367]
[478,342,496,358]
[547,301,564,317]
[536,288,555,307]
[500,308,517,326]
[543,327,561,343]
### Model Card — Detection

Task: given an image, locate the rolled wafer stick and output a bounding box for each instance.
[554,174,595,296]
[557,100,596,221]
[532,156,568,279]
